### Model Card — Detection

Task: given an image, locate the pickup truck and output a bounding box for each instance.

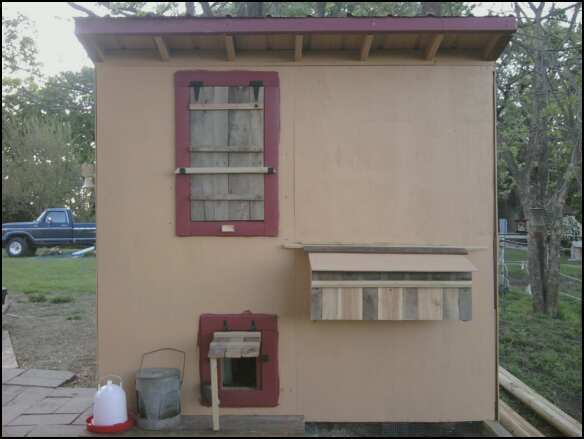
[2,208,96,257]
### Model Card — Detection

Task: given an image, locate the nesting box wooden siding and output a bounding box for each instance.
[78,16,515,424]
[309,252,477,321]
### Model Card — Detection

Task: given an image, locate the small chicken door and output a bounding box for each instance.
[197,312,279,407]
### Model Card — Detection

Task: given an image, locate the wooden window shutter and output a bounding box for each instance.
[175,71,279,236]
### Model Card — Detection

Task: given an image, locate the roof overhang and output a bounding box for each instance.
[75,16,516,64]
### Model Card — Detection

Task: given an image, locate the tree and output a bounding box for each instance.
[497,2,582,316]
[2,117,83,222]
[2,14,40,77]
[68,2,474,18]
[2,12,95,221]
[3,68,96,163]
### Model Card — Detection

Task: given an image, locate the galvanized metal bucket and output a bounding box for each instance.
[136,348,185,431]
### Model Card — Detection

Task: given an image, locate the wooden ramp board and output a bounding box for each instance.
[498,399,544,437]
[499,367,582,437]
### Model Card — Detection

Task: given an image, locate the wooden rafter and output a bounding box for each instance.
[423,33,444,61]
[482,34,508,61]
[294,34,303,61]
[225,35,236,61]
[359,34,374,61]
[78,36,104,63]
[153,36,170,61]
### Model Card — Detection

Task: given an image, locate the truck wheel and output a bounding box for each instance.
[6,237,29,257]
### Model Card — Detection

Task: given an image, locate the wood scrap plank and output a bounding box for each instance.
[499,367,582,437]
[442,288,460,320]
[362,288,378,320]
[403,288,418,320]
[321,288,340,320]
[498,399,543,437]
[311,280,472,289]
[417,288,443,320]
[311,288,322,320]
[339,288,363,320]
[378,288,403,320]
[458,288,472,321]
[210,358,220,431]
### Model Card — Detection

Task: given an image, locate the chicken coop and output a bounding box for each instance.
[76,14,516,431]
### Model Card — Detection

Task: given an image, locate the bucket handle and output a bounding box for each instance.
[98,374,123,390]
[140,348,186,384]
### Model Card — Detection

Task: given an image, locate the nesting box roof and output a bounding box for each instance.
[75,15,516,63]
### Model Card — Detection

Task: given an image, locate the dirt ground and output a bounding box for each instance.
[2,291,96,387]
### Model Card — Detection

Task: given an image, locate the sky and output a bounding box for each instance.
[3,2,517,78]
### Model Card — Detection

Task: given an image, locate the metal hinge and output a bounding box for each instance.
[190,81,204,101]
[249,80,263,102]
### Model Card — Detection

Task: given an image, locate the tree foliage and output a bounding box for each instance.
[69,1,474,17]
[2,14,40,77]
[497,2,582,316]
[2,117,83,222]
[2,15,95,221]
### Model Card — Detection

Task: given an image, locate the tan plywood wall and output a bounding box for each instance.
[95,55,496,422]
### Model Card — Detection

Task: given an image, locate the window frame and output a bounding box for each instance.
[175,70,279,237]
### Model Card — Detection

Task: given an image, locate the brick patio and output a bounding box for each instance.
[2,368,94,437]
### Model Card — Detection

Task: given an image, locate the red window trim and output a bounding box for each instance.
[175,70,279,237]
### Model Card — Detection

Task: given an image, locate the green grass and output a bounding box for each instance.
[561,264,583,278]
[28,294,47,303]
[500,289,582,422]
[2,251,96,295]
[49,295,74,304]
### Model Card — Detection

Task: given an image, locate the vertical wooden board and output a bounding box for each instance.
[204,201,229,221]
[442,288,460,320]
[191,86,229,104]
[227,87,263,149]
[191,152,228,167]
[191,201,206,221]
[227,86,264,104]
[378,288,403,320]
[228,152,264,200]
[229,152,263,166]
[458,288,472,321]
[210,357,220,431]
[362,288,378,320]
[229,175,264,198]
[250,201,264,220]
[311,288,322,320]
[403,288,418,320]
[339,288,363,320]
[321,288,340,320]
[190,110,229,147]
[417,288,443,320]
[227,110,263,147]
[191,175,228,197]
[227,201,250,220]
